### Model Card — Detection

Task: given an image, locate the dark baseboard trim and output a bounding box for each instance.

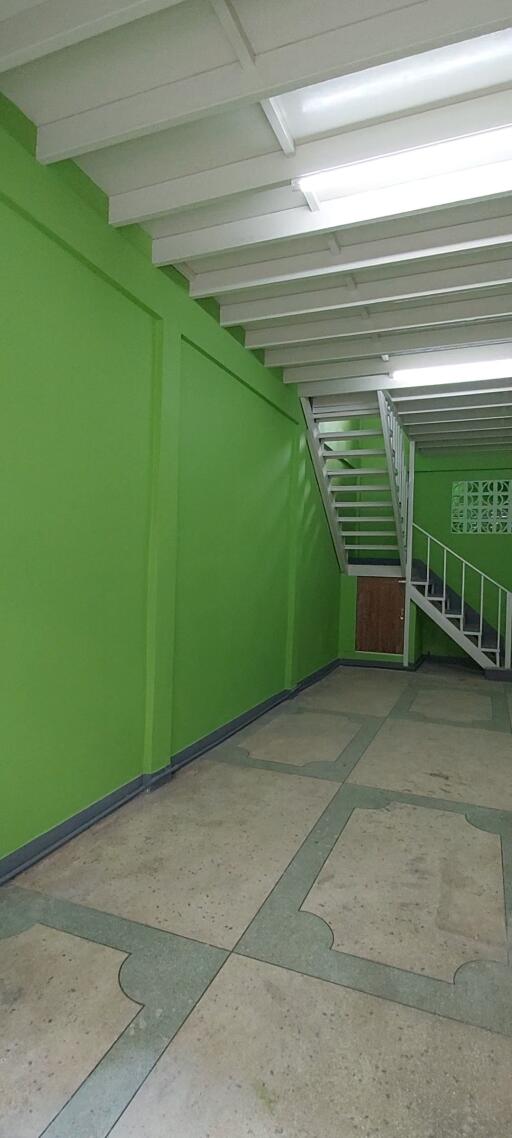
[485,668,512,682]
[0,775,143,886]
[164,687,290,779]
[292,657,340,694]
[339,656,405,672]
[0,658,340,885]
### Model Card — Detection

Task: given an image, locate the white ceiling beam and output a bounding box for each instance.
[106,86,512,220]
[266,322,512,367]
[393,385,512,408]
[221,260,512,326]
[209,0,255,69]
[245,295,512,349]
[284,342,512,384]
[407,421,512,436]
[418,439,512,450]
[152,165,512,262]
[405,411,512,425]
[260,98,295,156]
[189,210,512,296]
[298,376,512,398]
[0,0,188,72]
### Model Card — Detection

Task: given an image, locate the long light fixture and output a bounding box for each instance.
[298,30,512,121]
[296,125,512,202]
[392,359,512,386]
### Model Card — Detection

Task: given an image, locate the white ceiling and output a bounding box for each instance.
[2,0,512,452]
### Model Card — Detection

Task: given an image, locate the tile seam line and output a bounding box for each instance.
[227,949,512,1041]
[230,678,415,956]
[232,669,512,955]
[39,982,143,1138]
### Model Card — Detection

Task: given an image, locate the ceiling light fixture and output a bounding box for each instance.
[392,359,512,385]
[296,125,512,202]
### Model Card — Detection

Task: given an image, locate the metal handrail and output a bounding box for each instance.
[411,522,512,668]
[412,523,509,592]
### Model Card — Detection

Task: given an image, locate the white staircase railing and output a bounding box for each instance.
[410,523,512,670]
[378,390,408,573]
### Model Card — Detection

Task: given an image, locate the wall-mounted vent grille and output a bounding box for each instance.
[451,479,512,534]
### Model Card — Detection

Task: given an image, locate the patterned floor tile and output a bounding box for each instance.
[236,707,360,765]
[108,955,512,1138]
[349,718,512,810]
[0,924,134,1138]
[303,801,507,980]
[16,760,336,948]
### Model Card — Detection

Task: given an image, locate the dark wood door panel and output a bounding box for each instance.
[356,577,405,654]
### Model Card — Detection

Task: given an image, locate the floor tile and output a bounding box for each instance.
[302,802,507,980]
[0,925,133,1138]
[109,954,512,1138]
[239,708,359,765]
[295,667,409,717]
[17,761,336,949]
[349,718,512,810]
[411,661,497,691]
[409,689,492,724]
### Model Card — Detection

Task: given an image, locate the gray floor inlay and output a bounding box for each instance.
[0,887,227,1138]
[2,660,512,1137]
[236,782,512,1036]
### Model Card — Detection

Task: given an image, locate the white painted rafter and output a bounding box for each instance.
[188,209,512,296]
[245,294,512,350]
[265,322,512,368]
[0,0,188,73]
[284,342,512,385]
[220,260,512,326]
[34,2,512,163]
[109,89,512,225]
[260,98,295,155]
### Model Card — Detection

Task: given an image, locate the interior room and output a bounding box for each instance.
[1,3,512,1134]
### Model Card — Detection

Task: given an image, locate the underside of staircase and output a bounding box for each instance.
[302,391,406,577]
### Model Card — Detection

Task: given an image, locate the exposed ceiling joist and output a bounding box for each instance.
[297,375,512,398]
[265,322,512,368]
[188,210,512,296]
[36,0,512,163]
[109,88,512,225]
[221,260,512,325]
[244,295,512,349]
[0,0,188,73]
[153,178,512,263]
[284,342,512,384]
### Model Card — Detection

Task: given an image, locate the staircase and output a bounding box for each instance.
[408,524,512,671]
[303,389,511,672]
[301,391,408,576]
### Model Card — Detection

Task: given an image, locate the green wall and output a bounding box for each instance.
[0,102,340,863]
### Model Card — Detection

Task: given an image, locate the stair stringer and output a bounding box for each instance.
[408,584,498,669]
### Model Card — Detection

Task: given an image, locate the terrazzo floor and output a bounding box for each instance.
[1,660,512,1137]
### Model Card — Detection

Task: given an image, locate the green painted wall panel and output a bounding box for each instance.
[171,343,293,753]
[292,436,340,683]
[0,105,340,861]
[1,198,155,855]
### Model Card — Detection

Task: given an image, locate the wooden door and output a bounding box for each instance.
[356,577,405,654]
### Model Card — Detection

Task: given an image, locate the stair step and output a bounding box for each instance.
[328,468,389,477]
[318,429,382,440]
[337,516,395,522]
[341,530,397,537]
[334,501,393,508]
[346,543,399,550]
[323,449,386,459]
[330,487,392,494]
[313,406,378,420]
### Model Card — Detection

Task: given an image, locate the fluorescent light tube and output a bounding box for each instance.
[393,360,512,385]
